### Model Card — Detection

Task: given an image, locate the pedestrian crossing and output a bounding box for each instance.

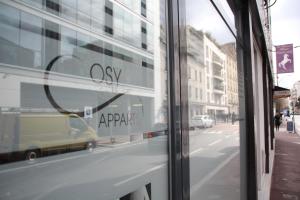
[190,129,239,135]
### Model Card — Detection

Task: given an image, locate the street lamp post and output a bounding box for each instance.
[293,101,295,133]
[291,88,297,133]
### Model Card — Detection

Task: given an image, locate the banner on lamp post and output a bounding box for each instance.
[276,44,294,74]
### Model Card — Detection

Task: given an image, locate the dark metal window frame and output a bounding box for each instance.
[167,0,273,200]
[230,1,260,199]
[167,0,189,199]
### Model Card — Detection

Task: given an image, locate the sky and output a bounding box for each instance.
[186,0,236,45]
[271,0,300,89]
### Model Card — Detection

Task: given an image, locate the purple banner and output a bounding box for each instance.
[276,44,294,74]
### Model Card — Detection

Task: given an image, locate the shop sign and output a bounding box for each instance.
[276,44,294,74]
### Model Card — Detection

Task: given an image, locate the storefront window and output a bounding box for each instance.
[0,1,168,199]
[185,0,241,199]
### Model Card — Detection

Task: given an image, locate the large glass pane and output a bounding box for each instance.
[0,4,20,67]
[20,0,154,53]
[20,12,42,68]
[186,1,241,199]
[0,1,168,199]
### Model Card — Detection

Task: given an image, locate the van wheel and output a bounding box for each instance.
[25,149,40,161]
[86,142,95,152]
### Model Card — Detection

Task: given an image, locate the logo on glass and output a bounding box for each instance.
[44,55,125,117]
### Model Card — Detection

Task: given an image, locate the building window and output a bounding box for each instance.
[199,71,202,82]
[141,42,147,49]
[206,60,210,73]
[105,6,113,16]
[207,77,210,89]
[200,89,203,100]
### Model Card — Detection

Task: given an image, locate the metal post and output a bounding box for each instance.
[293,102,295,133]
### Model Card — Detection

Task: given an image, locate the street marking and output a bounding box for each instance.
[207,131,215,134]
[0,141,146,174]
[293,142,300,145]
[275,153,288,156]
[0,152,108,174]
[208,139,222,146]
[191,148,204,155]
[190,151,239,195]
[114,164,166,186]
[282,193,298,200]
[32,183,64,200]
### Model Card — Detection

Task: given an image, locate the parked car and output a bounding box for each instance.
[199,115,214,128]
[189,115,214,129]
[189,115,204,130]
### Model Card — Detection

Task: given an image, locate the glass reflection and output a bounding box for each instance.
[0,0,168,162]
[0,0,169,198]
[186,0,240,199]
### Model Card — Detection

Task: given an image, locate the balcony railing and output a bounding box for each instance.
[214,84,224,91]
[213,69,222,77]
[212,62,223,69]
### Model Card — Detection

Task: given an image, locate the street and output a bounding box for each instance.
[0,135,169,200]
[189,123,240,200]
[0,123,240,200]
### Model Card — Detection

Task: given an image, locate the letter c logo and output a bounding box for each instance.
[44,55,124,117]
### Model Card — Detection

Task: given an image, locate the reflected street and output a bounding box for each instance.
[189,123,240,200]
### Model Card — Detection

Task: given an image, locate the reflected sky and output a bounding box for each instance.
[186,0,235,45]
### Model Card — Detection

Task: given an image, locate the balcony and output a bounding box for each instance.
[212,61,223,69]
[213,82,225,94]
[213,68,223,78]
[214,84,224,91]
[212,52,223,64]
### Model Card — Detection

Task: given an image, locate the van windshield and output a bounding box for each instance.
[69,116,87,131]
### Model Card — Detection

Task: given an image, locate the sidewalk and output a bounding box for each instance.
[270,128,300,200]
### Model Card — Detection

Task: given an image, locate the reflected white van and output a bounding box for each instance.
[18,113,97,160]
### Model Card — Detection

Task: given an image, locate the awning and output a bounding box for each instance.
[273,86,291,99]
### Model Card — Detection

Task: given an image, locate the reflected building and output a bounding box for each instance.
[186,26,229,120]
[291,81,300,114]
[204,34,227,118]
[0,0,168,151]
[186,26,206,117]
[221,42,239,115]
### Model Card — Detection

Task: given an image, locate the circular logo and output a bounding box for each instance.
[44,55,124,117]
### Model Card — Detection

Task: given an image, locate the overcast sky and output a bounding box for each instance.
[271,0,300,89]
[186,0,236,45]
